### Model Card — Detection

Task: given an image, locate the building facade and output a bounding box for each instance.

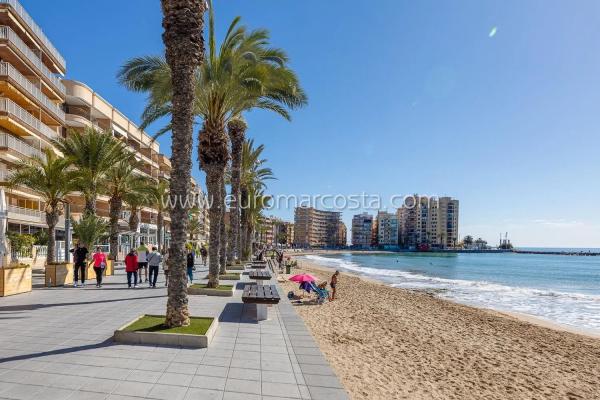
[398,195,459,249]
[293,207,342,248]
[376,211,398,247]
[351,213,372,248]
[336,221,347,247]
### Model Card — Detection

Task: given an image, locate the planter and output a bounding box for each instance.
[0,264,32,296]
[114,314,218,348]
[105,260,114,276]
[45,263,73,286]
[189,284,234,297]
[85,259,113,280]
[205,273,240,281]
[227,265,245,271]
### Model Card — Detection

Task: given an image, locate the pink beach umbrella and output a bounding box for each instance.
[288,274,317,283]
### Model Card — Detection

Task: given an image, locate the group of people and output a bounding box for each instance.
[69,241,207,289]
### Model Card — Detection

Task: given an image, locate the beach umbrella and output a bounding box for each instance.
[289,273,317,283]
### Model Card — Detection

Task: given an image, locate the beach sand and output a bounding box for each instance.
[280,258,600,400]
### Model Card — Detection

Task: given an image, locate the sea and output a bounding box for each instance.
[300,249,600,332]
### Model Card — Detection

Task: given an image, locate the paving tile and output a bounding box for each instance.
[69,391,109,400]
[229,358,260,370]
[261,382,302,399]
[78,377,120,393]
[165,362,197,375]
[303,374,344,388]
[157,372,193,386]
[125,370,162,384]
[222,392,260,400]
[111,380,152,398]
[307,386,349,400]
[189,375,226,390]
[227,367,260,381]
[195,365,228,378]
[146,384,188,400]
[261,370,297,384]
[299,363,336,376]
[184,387,223,400]
[224,378,261,395]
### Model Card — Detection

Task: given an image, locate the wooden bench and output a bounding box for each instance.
[242,284,280,321]
[249,270,272,281]
[250,263,267,269]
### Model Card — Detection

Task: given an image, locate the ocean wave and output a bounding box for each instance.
[302,254,600,330]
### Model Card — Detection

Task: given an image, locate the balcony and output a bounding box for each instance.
[7,204,43,223]
[0,97,59,141]
[0,132,45,160]
[0,62,65,123]
[0,26,65,96]
[0,0,65,71]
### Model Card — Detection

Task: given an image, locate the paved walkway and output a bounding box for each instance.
[0,263,348,400]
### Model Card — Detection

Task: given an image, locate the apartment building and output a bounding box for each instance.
[351,212,372,248]
[285,222,294,247]
[293,207,342,248]
[398,195,459,249]
[0,0,67,237]
[376,211,398,248]
[337,221,347,247]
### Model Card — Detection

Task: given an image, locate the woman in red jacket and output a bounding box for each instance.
[92,246,107,288]
[125,249,138,288]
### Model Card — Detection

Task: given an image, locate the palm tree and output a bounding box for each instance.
[8,149,76,263]
[188,216,202,241]
[124,180,154,247]
[118,4,306,288]
[149,179,169,251]
[160,0,205,327]
[104,156,152,260]
[72,213,109,249]
[236,140,274,259]
[53,127,129,215]
[242,187,271,259]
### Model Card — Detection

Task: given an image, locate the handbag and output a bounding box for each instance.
[100,261,106,269]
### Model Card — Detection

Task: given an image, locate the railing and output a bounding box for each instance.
[0,26,65,95]
[0,62,65,122]
[0,0,66,70]
[8,204,43,220]
[0,97,59,140]
[0,132,45,159]
[0,169,9,181]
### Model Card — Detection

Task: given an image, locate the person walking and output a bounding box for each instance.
[92,246,107,288]
[186,249,195,285]
[330,270,339,301]
[162,249,170,287]
[70,241,88,287]
[137,242,149,282]
[147,246,162,288]
[125,249,138,288]
[200,245,207,266]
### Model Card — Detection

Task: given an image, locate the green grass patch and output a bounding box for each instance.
[122,315,213,335]
[204,273,240,280]
[191,283,234,291]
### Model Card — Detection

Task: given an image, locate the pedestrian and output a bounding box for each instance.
[186,249,195,285]
[125,249,138,288]
[92,246,107,288]
[162,249,169,287]
[147,246,162,288]
[200,245,207,266]
[330,270,339,301]
[137,242,149,282]
[70,241,88,287]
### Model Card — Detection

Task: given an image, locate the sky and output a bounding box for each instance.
[22,0,600,247]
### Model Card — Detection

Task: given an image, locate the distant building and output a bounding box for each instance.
[336,221,347,247]
[285,222,295,247]
[351,213,373,248]
[376,211,399,248]
[293,207,342,248]
[398,195,459,249]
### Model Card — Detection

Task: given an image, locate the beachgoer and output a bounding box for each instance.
[70,241,88,287]
[137,242,149,282]
[162,249,169,287]
[125,249,138,288]
[91,246,107,288]
[186,250,195,285]
[200,246,207,266]
[147,246,162,288]
[330,270,339,300]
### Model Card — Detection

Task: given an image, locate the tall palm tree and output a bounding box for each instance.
[72,213,109,250]
[53,127,129,215]
[8,149,76,263]
[160,0,205,327]
[124,180,154,246]
[149,179,169,251]
[236,140,274,259]
[242,187,271,259]
[104,156,152,260]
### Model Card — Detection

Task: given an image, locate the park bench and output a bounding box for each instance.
[249,270,272,281]
[242,284,280,321]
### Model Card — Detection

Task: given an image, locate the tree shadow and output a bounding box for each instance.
[0,295,167,312]
[0,338,114,364]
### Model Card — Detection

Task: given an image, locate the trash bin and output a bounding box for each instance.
[285,264,291,274]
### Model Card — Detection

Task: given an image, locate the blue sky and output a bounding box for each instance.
[24,0,600,247]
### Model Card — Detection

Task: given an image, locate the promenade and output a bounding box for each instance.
[0,263,348,400]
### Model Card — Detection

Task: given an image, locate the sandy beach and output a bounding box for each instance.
[280,256,600,400]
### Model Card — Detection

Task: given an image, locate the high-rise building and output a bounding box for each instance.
[336,221,347,247]
[285,222,294,247]
[293,206,342,248]
[376,211,398,247]
[351,213,372,248]
[398,195,459,249]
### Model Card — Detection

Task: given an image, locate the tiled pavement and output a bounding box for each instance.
[0,264,348,400]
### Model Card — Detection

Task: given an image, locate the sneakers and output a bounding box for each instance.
[81,282,86,287]
[133,284,137,289]
[73,283,78,288]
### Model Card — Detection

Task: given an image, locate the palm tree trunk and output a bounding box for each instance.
[240,186,249,261]
[109,197,122,261]
[161,0,205,328]
[219,174,227,274]
[45,211,59,263]
[84,192,96,216]
[227,119,245,261]
[157,211,164,251]
[205,165,222,287]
